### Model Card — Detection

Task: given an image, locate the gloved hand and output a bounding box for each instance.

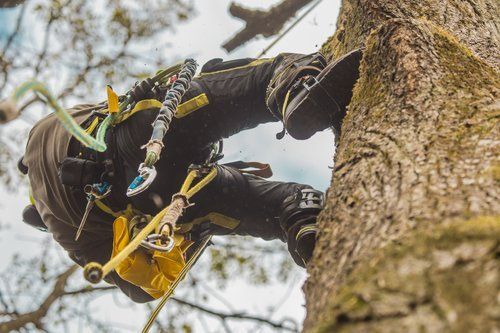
[112,216,191,299]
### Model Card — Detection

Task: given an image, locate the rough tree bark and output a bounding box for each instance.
[304,0,499,332]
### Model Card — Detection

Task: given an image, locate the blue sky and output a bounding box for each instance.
[0,7,18,38]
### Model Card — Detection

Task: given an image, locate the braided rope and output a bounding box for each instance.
[145,58,198,166]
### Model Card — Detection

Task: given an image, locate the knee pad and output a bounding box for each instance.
[280,187,324,232]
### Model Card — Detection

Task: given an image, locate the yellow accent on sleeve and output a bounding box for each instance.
[175,93,209,118]
[198,58,273,76]
[84,117,100,134]
[29,186,35,205]
[106,85,119,114]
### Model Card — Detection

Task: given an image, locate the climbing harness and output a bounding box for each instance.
[6,59,199,239]
[4,62,188,152]
[83,163,217,284]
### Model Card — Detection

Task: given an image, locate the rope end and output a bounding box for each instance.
[0,98,20,124]
[83,262,104,284]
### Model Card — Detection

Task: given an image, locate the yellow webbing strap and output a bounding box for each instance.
[94,200,138,220]
[177,212,240,233]
[106,86,120,113]
[142,236,212,333]
[198,58,273,77]
[175,93,209,118]
[117,99,163,123]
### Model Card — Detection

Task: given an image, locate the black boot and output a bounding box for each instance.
[266,49,363,140]
[280,188,324,267]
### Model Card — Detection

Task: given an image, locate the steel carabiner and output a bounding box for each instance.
[126,163,157,197]
[140,234,175,253]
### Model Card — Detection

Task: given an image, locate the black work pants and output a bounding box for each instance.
[73,54,320,302]
[112,55,317,241]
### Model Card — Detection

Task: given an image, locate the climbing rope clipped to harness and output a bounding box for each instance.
[0,61,189,153]
[126,59,198,197]
[5,58,209,331]
[84,164,217,333]
[83,164,217,284]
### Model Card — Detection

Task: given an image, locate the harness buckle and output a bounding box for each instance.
[126,163,157,197]
[303,76,320,92]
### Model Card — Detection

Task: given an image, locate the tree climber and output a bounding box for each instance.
[16,49,362,302]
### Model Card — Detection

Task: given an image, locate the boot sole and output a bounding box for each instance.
[285,48,363,140]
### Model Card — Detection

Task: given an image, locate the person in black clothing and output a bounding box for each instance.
[18,49,362,302]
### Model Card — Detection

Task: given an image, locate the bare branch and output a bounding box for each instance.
[62,286,116,297]
[171,297,299,332]
[33,8,57,75]
[0,3,27,93]
[0,1,27,8]
[0,265,78,332]
[223,0,313,52]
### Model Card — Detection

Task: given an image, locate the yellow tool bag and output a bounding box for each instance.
[112,216,191,299]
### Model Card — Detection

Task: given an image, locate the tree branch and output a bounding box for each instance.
[223,0,313,52]
[0,265,78,332]
[171,297,299,332]
[0,3,27,93]
[62,286,116,297]
[0,1,27,8]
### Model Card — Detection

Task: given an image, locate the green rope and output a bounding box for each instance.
[11,64,183,154]
[12,80,113,152]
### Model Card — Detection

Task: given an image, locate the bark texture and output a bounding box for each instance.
[304,0,499,332]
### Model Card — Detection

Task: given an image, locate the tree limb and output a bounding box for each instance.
[223,0,313,52]
[0,1,26,9]
[171,297,299,332]
[0,3,27,93]
[0,265,78,332]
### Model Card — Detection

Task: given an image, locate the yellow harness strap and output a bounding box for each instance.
[84,117,100,134]
[117,99,163,123]
[177,212,240,234]
[175,93,209,118]
[106,86,120,114]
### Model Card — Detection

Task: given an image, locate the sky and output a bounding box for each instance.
[0,0,341,331]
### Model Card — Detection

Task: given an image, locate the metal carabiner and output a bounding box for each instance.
[126,163,157,197]
[140,234,175,253]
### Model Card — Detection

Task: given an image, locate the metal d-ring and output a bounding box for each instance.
[140,234,175,253]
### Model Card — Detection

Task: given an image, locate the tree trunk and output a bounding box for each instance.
[304,1,499,332]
